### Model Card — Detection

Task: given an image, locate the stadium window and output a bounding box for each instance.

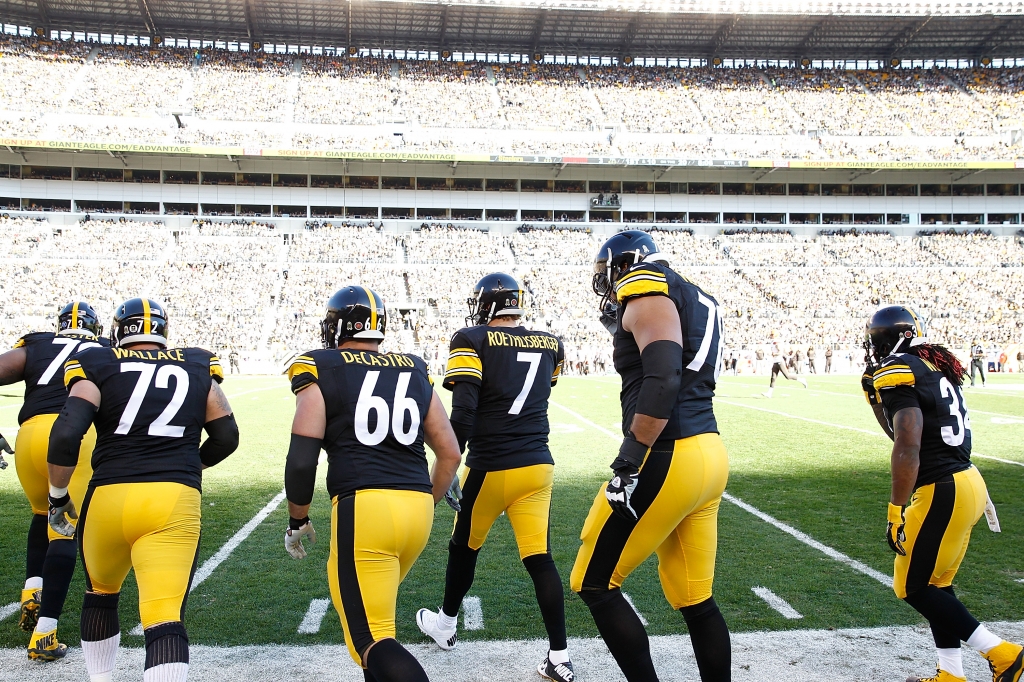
[75,200,123,214]
[755,213,786,225]
[522,210,554,221]
[23,166,72,181]
[886,214,909,225]
[723,213,754,224]
[311,206,344,218]
[347,207,379,219]
[452,178,483,191]
[556,180,586,193]
[0,197,20,210]
[853,214,884,225]
[123,202,159,215]
[201,171,236,186]
[485,209,517,221]
[382,207,413,219]
[986,184,1020,196]
[416,177,449,191]
[920,184,951,197]
[274,205,306,217]
[417,207,448,220]
[24,199,71,212]
[342,175,375,189]
[987,214,1020,225]
[623,181,651,194]
[274,174,309,188]
[452,209,483,221]
[520,179,552,192]
[722,183,754,196]
[920,214,951,225]
[125,169,159,183]
[852,184,884,197]
[689,212,719,224]
[237,173,271,187]
[485,178,517,192]
[163,171,198,185]
[655,211,686,223]
[821,184,851,196]
[789,213,821,225]
[201,203,235,217]
[886,184,918,197]
[822,213,852,224]
[383,176,415,190]
[952,184,983,197]
[75,168,124,182]
[688,182,720,196]
[755,183,785,196]
[953,214,983,225]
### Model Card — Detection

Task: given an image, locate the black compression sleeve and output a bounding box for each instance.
[199,414,239,468]
[47,396,97,467]
[285,434,322,506]
[449,381,480,453]
[634,340,683,420]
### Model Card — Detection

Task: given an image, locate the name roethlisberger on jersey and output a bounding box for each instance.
[485,331,559,351]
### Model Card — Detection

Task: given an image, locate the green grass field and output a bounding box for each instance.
[1,372,1022,650]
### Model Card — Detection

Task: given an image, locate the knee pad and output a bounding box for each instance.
[680,596,721,626]
[81,592,121,642]
[522,552,556,575]
[577,587,621,609]
[144,621,189,669]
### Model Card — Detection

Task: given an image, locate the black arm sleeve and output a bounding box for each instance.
[634,340,684,420]
[47,396,97,467]
[449,380,480,454]
[284,434,322,506]
[199,414,240,468]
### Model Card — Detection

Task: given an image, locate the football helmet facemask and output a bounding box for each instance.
[466,272,524,327]
[592,230,667,314]
[866,305,926,364]
[57,301,101,338]
[111,298,169,348]
[321,285,387,348]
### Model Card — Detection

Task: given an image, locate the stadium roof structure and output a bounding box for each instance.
[3,0,1024,60]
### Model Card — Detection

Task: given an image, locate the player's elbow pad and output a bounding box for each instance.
[634,340,683,420]
[285,434,322,506]
[199,414,239,468]
[47,396,96,467]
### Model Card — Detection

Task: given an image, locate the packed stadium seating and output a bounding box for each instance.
[2,215,1021,375]
[1,36,1022,160]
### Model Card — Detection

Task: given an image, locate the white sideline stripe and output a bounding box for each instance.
[129,488,289,636]
[621,592,648,627]
[725,493,892,588]
[0,602,18,622]
[751,587,803,620]
[716,398,1024,468]
[298,598,332,634]
[463,596,484,631]
[551,398,894,589]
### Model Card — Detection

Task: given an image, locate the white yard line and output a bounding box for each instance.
[297,598,332,634]
[130,488,288,636]
[549,399,894,589]
[751,587,803,620]
[621,592,648,627]
[0,602,18,622]
[716,399,1024,468]
[549,400,620,440]
[462,596,484,631]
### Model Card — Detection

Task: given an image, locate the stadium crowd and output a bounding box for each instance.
[2,215,1023,377]
[2,36,1023,160]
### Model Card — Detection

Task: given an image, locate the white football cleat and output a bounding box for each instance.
[798,376,808,388]
[416,608,457,650]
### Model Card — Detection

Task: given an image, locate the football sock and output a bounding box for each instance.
[549,649,570,665]
[144,622,189,682]
[578,588,658,682]
[966,625,1003,654]
[437,609,458,630]
[680,597,731,682]
[364,638,429,682]
[81,592,121,678]
[24,577,43,591]
[903,586,980,642]
[523,553,568,652]
[441,541,479,620]
[26,514,48,581]
[39,537,77,621]
[936,648,965,677]
[36,616,58,633]
[363,671,379,682]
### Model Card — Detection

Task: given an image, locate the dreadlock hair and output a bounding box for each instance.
[908,343,967,387]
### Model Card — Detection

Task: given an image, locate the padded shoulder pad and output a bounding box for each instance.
[614,262,669,303]
[873,359,916,391]
[444,329,483,389]
[288,352,320,394]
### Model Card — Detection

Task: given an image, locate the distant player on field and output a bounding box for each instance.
[969,340,986,388]
[0,302,107,660]
[283,285,461,682]
[863,306,1022,682]
[572,230,732,682]
[761,342,806,398]
[415,273,573,682]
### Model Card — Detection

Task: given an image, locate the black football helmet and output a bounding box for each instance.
[321,285,387,348]
[592,230,666,313]
[466,273,524,326]
[111,298,170,347]
[865,305,926,363]
[57,301,101,338]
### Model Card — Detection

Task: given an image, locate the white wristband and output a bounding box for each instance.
[49,485,69,499]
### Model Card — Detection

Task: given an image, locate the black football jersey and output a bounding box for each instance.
[14,331,109,425]
[288,349,434,499]
[64,346,224,491]
[612,261,722,442]
[873,353,972,488]
[442,325,564,471]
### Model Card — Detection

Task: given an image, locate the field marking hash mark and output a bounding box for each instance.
[298,598,332,634]
[0,601,18,622]
[463,596,484,631]
[751,587,803,619]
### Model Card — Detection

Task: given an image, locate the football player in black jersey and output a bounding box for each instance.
[0,301,107,660]
[284,285,461,682]
[571,230,731,682]
[864,306,1023,682]
[46,298,239,682]
[414,273,573,682]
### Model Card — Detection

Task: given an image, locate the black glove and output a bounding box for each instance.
[599,302,618,336]
[605,465,639,520]
[0,431,10,470]
[886,503,907,556]
[862,368,879,405]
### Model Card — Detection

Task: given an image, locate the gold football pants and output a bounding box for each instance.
[451,463,554,559]
[571,433,729,609]
[78,482,202,628]
[893,465,987,599]
[15,413,95,542]
[329,489,434,666]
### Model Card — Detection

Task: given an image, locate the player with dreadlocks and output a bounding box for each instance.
[862,305,1022,682]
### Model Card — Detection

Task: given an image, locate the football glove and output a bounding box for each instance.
[0,432,11,470]
[886,503,907,556]
[285,517,316,560]
[47,490,77,538]
[444,478,463,513]
[605,465,639,520]
[861,368,880,405]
